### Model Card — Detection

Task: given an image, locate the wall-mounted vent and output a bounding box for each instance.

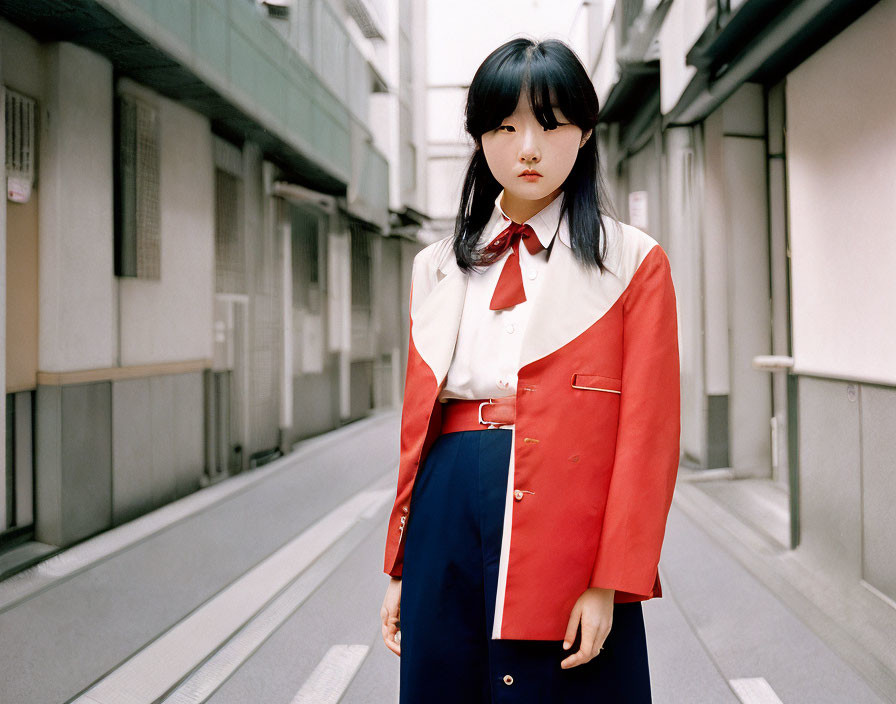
[5,88,37,204]
[259,0,290,19]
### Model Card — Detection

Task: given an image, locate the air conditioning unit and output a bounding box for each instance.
[5,88,37,204]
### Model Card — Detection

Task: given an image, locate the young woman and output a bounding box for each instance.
[380,37,681,703]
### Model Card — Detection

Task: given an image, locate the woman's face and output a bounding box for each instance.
[480,89,591,208]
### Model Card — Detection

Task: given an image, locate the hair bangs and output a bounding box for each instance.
[467,48,532,135]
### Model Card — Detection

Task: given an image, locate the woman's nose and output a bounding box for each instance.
[519,131,540,161]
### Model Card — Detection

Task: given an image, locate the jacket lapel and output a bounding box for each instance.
[519,218,624,370]
[410,257,468,390]
[414,212,625,388]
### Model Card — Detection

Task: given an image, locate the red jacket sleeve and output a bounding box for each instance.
[383,252,442,578]
[588,243,681,598]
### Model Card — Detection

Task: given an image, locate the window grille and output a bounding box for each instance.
[115,91,160,279]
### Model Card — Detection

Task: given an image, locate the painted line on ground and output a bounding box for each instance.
[160,508,381,703]
[289,645,369,704]
[729,677,784,704]
[69,487,393,704]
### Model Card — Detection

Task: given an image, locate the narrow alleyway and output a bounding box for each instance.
[0,413,887,704]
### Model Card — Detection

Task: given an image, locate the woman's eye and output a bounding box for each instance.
[497,122,567,132]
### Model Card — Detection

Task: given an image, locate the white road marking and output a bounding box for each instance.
[289,645,369,704]
[729,677,784,704]
[69,488,393,704]
[161,505,377,703]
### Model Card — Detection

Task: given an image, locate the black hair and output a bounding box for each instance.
[454,37,619,274]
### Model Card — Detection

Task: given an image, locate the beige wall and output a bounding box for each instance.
[786,0,896,385]
[2,20,46,392]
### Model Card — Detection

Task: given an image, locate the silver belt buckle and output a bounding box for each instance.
[478,398,502,429]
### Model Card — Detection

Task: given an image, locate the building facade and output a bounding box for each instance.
[0,0,429,577]
[591,0,895,683]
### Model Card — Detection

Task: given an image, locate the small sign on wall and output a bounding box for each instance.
[628,191,649,231]
[7,176,32,203]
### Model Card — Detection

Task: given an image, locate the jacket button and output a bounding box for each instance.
[402,506,409,513]
[514,489,523,501]
[503,674,514,685]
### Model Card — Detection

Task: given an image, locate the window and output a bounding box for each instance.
[290,204,321,313]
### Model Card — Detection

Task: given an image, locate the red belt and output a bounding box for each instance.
[440,396,516,433]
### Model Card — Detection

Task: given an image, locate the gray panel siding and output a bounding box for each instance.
[860,384,896,602]
[112,372,206,524]
[35,385,63,546]
[35,372,205,549]
[797,377,863,581]
[173,372,204,498]
[149,374,178,508]
[112,377,155,526]
[60,382,112,544]
[707,394,730,470]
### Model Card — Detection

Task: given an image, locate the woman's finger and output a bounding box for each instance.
[381,592,402,657]
[561,616,604,669]
[560,642,590,669]
[382,617,401,656]
[562,603,581,650]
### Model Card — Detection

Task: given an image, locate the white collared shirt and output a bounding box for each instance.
[438,189,564,403]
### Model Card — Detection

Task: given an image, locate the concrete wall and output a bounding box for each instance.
[786,0,896,604]
[117,79,215,367]
[38,42,116,373]
[28,42,211,548]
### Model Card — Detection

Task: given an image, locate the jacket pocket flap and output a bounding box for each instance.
[571,373,622,393]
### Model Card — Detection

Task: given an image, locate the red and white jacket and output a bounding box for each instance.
[383,213,681,641]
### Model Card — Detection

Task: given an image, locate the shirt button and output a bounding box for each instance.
[503,674,514,685]
[528,269,537,279]
[505,322,515,334]
[514,489,524,501]
[497,378,509,389]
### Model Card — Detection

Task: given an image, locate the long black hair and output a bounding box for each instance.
[454,37,619,274]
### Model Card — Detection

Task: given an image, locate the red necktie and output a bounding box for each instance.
[483,215,545,310]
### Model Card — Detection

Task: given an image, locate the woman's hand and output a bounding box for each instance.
[381,577,402,656]
[560,587,614,669]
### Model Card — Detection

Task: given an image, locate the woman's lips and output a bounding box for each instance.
[519,173,542,181]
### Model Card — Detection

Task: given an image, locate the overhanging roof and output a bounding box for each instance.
[666,0,883,126]
[599,61,659,124]
[0,0,347,195]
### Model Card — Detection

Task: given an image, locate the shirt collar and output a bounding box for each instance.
[485,189,570,250]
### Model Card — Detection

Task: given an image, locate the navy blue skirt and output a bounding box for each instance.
[399,427,653,703]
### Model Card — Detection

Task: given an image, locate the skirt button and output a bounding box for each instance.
[503,674,514,685]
